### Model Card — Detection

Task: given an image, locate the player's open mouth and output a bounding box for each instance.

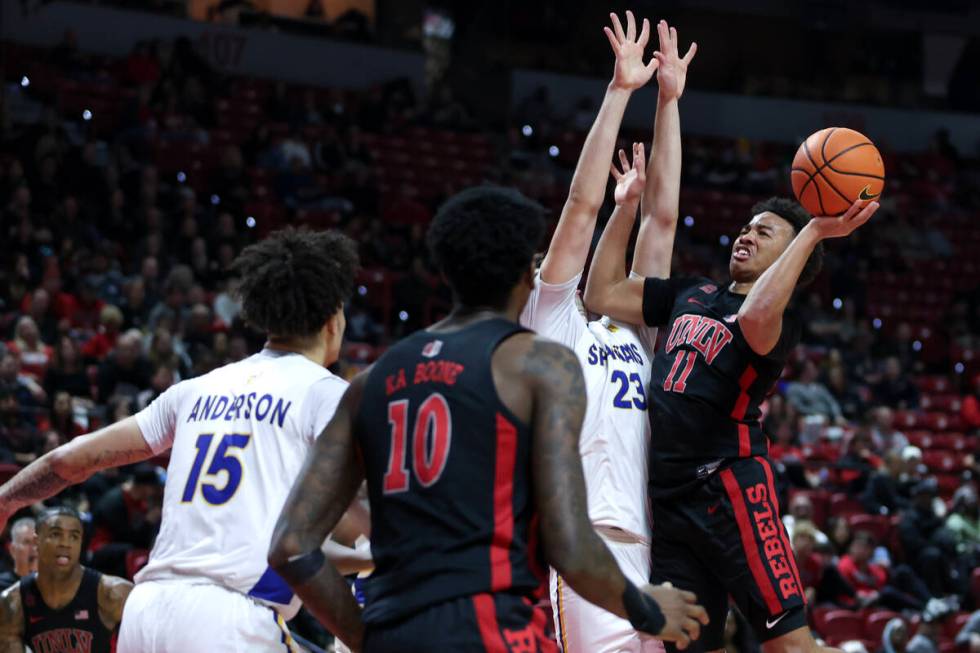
[733,245,751,261]
[55,555,70,566]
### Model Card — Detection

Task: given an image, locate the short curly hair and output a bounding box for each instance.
[229,227,358,340]
[428,186,545,307]
[750,196,824,288]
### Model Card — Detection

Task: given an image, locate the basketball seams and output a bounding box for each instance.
[794,129,884,215]
[802,137,827,215]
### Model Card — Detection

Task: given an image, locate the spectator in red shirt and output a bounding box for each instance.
[81,305,124,362]
[962,374,980,433]
[6,316,53,382]
[791,520,857,607]
[837,531,931,612]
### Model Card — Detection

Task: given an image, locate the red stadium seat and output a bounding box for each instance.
[864,611,900,643]
[821,610,864,644]
[848,514,891,544]
[829,493,865,519]
[972,568,980,603]
[946,612,970,641]
[893,410,919,429]
[906,430,934,448]
[125,549,150,580]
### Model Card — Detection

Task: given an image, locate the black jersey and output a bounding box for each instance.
[20,567,112,653]
[641,277,800,497]
[355,317,547,625]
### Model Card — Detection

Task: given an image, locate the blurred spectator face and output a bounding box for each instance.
[883,357,902,380]
[126,278,146,307]
[100,305,124,334]
[792,530,816,558]
[151,366,174,393]
[848,533,874,564]
[115,334,142,367]
[799,360,818,383]
[830,517,851,550]
[7,520,37,577]
[52,391,72,418]
[37,514,83,573]
[790,494,813,521]
[0,390,17,417]
[827,366,846,390]
[141,257,159,283]
[31,289,50,319]
[729,212,797,284]
[188,304,211,332]
[55,336,78,369]
[872,406,894,430]
[152,329,173,357]
[15,316,40,347]
[0,355,19,383]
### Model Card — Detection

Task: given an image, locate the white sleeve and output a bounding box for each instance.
[301,375,349,445]
[134,382,184,455]
[630,271,659,358]
[518,272,588,347]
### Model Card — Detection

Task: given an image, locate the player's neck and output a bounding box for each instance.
[728,280,754,295]
[37,564,83,608]
[264,339,329,368]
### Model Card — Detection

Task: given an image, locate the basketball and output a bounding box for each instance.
[790,127,885,217]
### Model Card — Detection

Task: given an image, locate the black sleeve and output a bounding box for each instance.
[765,310,802,361]
[641,277,703,327]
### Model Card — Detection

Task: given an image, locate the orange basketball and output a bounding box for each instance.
[791,127,885,217]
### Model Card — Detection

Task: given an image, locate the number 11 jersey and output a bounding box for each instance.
[641,277,801,498]
[133,348,347,619]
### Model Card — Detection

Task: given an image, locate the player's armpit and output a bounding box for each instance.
[269,373,368,652]
[97,574,133,629]
[0,586,24,650]
[0,417,153,531]
[523,337,630,619]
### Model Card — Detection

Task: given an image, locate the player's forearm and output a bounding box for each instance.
[550,532,631,620]
[322,539,373,576]
[291,563,366,652]
[0,637,23,653]
[0,453,73,519]
[633,95,681,279]
[582,199,643,322]
[566,84,632,215]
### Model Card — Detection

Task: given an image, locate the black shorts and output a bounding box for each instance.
[650,456,807,652]
[364,592,557,653]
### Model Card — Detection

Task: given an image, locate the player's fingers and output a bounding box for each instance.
[670,26,678,47]
[637,17,650,48]
[603,26,620,54]
[618,148,630,171]
[679,588,698,603]
[674,631,691,650]
[682,41,698,64]
[635,143,646,174]
[688,603,710,625]
[611,12,626,43]
[657,19,670,50]
[840,198,863,221]
[610,163,623,181]
[683,617,702,641]
[645,57,660,75]
[625,10,636,41]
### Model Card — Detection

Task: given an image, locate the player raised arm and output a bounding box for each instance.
[269,375,368,652]
[737,199,879,355]
[540,10,657,285]
[517,334,707,648]
[633,20,696,280]
[0,418,155,531]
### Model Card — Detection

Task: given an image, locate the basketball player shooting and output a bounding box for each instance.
[0,229,370,653]
[519,13,696,652]
[584,75,880,652]
[269,186,708,653]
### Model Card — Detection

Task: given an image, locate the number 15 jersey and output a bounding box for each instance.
[133,349,347,619]
[640,277,800,498]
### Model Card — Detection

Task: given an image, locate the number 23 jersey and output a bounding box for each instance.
[641,277,800,498]
[133,349,347,619]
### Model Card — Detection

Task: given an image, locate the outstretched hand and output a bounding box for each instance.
[610,142,646,205]
[808,199,880,240]
[643,583,709,650]
[605,11,659,91]
[652,20,697,102]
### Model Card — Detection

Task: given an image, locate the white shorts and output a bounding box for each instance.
[550,530,665,653]
[117,580,300,653]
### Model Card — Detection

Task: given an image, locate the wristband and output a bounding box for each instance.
[622,581,667,635]
[277,548,326,585]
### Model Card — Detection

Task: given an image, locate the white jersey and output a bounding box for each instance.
[520,272,653,542]
[133,348,347,620]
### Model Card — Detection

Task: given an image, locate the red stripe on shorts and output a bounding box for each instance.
[720,468,783,615]
[472,594,508,653]
[758,457,806,605]
[491,413,517,591]
[731,367,758,456]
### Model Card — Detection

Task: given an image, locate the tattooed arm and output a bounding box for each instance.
[0,585,24,653]
[97,574,134,630]
[0,418,154,532]
[269,374,367,652]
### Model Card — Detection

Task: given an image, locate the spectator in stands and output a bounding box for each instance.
[0,383,38,464]
[827,364,866,421]
[945,485,979,564]
[907,607,944,653]
[81,304,124,361]
[791,520,857,607]
[838,531,932,611]
[42,390,85,441]
[89,464,163,579]
[43,335,90,400]
[828,515,853,556]
[868,406,909,455]
[898,479,959,598]
[862,450,912,516]
[96,330,153,401]
[873,356,920,410]
[962,373,980,434]
[6,315,53,382]
[0,517,36,588]
[121,277,152,332]
[783,493,830,546]
[23,288,59,345]
[786,359,845,424]
[954,610,980,653]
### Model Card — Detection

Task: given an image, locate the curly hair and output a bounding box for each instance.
[750,196,824,288]
[229,227,358,340]
[427,186,545,307]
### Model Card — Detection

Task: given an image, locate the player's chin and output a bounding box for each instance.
[729,259,752,281]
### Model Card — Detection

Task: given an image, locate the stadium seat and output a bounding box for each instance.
[829,493,865,519]
[864,610,900,643]
[972,568,980,603]
[821,610,864,644]
[848,514,891,543]
[125,548,150,580]
[946,612,970,640]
